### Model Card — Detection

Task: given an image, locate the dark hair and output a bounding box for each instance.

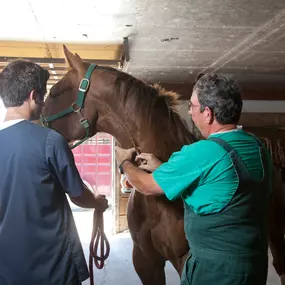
[0,60,50,107]
[194,73,243,124]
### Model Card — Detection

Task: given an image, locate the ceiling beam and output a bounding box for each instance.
[0,57,119,66]
[0,41,123,60]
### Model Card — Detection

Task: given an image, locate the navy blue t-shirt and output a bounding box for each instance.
[0,120,89,285]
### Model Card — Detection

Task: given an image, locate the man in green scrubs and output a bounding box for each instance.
[115,73,272,284]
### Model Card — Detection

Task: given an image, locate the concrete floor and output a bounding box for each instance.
[73,209,281,285]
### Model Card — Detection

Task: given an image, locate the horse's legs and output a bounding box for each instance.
[166,253,188,277]
[132,243,166,285]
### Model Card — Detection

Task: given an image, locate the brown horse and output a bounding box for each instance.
[42,46,285,284]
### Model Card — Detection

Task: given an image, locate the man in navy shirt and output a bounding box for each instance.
[0,60,108,285]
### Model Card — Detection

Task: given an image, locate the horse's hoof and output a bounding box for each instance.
[280,274,285,285]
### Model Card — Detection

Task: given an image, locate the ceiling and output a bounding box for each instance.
[1,0,285,85]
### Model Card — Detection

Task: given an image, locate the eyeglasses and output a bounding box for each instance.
[188,101,200,110]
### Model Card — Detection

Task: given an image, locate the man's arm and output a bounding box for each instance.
[115,145,205,202]
[46,131,108,211]
[121,160,164,195]
[70,184,108,212]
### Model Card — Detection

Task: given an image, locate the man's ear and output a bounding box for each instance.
[204,106,214,124]
[29,90,36,101]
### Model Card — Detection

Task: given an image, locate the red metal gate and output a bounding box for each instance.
[72,133,113,197]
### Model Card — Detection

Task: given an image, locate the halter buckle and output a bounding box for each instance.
[71,102,81,113]
[79,78,90,92]
[40,115,50,127]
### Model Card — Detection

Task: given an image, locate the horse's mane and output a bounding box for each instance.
[98,66,197,158]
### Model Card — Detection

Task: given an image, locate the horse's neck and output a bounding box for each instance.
[95,99,193,158]
[138,132,184,162]
[97,115,137,148]
[101,118,190,161]
[137,115,193,161]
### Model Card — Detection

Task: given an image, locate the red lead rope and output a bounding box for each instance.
[89,210,110,285]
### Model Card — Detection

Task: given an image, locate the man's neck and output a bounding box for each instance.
[5,108,29,122]
[203,124,237,138]
[211,124,237,133]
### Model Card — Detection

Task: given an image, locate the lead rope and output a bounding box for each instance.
[89,140,138,284]
[89,210,110,285]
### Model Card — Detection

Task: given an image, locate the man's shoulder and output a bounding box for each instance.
[24,122,67,147]
[181,139,225,154]
[210,129,257,141]
[0,120,49,138]
[46,128,68,146]
[21,120,49,133]
[25,122,62,140]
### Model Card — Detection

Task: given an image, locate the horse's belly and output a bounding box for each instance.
[127,191,189,260]
[150,210,189,259]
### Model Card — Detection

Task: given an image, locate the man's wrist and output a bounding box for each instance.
[119,159,132,174]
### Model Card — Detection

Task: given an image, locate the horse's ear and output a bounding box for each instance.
[75,53,82,60]
[63,45,84,71]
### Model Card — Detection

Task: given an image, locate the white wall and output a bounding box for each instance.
[0,98,6,123]
[177,100,285,117]
[242,100,285,113]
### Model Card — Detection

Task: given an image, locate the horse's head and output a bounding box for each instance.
[42,45,113,144]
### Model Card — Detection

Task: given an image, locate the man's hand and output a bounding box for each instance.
[94,194,109,212]
[115,146,136,165]
[70,186,108,211]
[113,150,165,196]
[136,153,162,172]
